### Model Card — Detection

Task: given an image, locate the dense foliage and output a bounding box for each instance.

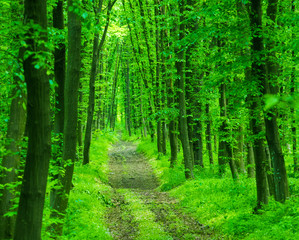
[0,0,298,239]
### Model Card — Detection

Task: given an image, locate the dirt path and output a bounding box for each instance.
[106,140,215,240]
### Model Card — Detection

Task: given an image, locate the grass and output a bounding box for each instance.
[137,136,299,240]
[119,189,173,240]
[42,131,117,239]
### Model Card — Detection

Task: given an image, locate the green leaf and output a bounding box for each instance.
[82,12,88,19]
[264,94,279,111]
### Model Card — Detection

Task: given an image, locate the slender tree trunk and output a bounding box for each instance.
[218,86,228,175]
[0,6,26,238]
[247,142,255,178]
[248,0,270,208]
[125,56,132,136]
[218,83,239,179]
[0,84,26,239]
[291,1,297,173]
[193,117,204,167]
[166,55,178,167]
[185,55,194,165]
[176,0,193,179]
[263,0,289,202]
[50,0,65,209]
[53,0,65,140]
[50,0,81,235]
[154,0,163,154]
[77,82,83,150]
[83,33,100,164]
[14,0,51,239]
[205,103,214,165]
[108,44,121,130]
[249,100,270,208]
[83,0,113,165]
[265,146,275,196]
[234,126,246,173]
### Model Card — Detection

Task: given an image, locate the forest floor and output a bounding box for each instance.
[105,140,217,240]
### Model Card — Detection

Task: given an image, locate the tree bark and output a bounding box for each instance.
[14,0,51,239]
[247,142,255,178]
[205,103,214,165]
[50,0,66,209]
[155,0,163,154]
[263,0,289,202]
[234,126,246,173]
[83,0,114,165]
[218,83,239,179]
[50,0,81,235]
[125,55,132,136]
[0,83,26,239]
[176,0,193,179]
[291,1,297,173]
[248,0,270,208]
[108,44,121,130]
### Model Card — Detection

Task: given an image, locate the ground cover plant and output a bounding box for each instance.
[42,132,116,239]
[137,136,299,240]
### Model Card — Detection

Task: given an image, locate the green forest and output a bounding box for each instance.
[0,0,298,239]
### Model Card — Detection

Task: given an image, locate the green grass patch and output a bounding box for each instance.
[137,136,299,240]
[119,189,173,240]
[42,131,117,239]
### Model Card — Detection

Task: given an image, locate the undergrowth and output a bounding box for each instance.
[42,131,117,239]
[137,136,299,240]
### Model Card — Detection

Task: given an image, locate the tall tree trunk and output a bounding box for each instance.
[0,84,26,239]
[185,55,194,166]
[14,0,51,239]
[218,83,239,179]
[50,0,66,209]
[263,0,289,202]
[108,44,121,130]
[83,0,114,165]
[0,5,26,238]
[50,0,81,235]
[205,103,214,165]
[265,146,275,196]
[163,5,178,167]
[193,117,204,167]
[176,0,193,179]
[77,82,83,151]
[248,0,270,208]
[159,3,167,155]
[125,56,132,136]
[53,0,65,141]
[291,1,297,173]
[234,126,246,173]
[247,142,255,178]
[166,74,178,168]
[154,0,163,154]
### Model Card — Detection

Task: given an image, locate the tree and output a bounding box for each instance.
[50,0,82,235]
[176,0,194,179]
[50,0,66,208]
[263,0,289,203]
[248,0,270,209]
[0,2,26,238]
[13,0,51,238]
[83,0,116,165]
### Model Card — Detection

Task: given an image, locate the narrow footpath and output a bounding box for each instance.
[105,140,216,240]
